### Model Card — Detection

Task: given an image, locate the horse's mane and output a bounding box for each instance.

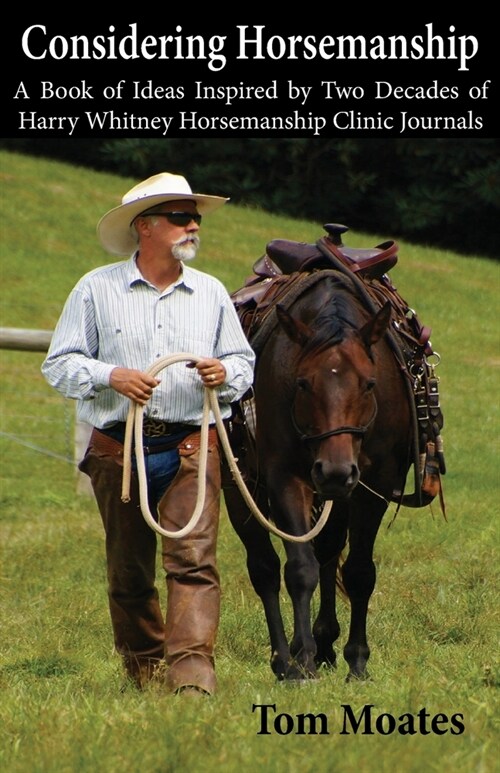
[302,277,361,355]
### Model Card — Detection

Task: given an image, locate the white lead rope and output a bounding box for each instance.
[121,353,332,543]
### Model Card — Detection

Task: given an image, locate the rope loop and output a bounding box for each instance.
[121,353,332,543]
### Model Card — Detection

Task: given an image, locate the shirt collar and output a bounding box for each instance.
[125,254,195,293]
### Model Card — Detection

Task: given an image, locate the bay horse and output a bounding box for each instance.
[223,272,412,681]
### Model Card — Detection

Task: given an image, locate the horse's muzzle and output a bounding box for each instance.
[312,459,360,499]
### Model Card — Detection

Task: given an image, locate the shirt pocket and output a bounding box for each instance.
[98,323,152,367]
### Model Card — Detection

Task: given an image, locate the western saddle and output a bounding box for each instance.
[231,224,446,515]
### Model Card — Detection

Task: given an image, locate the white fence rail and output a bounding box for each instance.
[0,327,53,352]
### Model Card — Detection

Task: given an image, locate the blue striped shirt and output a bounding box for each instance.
[42,256,255,428]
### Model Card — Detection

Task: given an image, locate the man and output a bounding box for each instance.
[42,172,255,695]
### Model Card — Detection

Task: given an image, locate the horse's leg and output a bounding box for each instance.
[312,502,349,668]
[223,482,291,679]
[341,487,387,680]
[282,540,319,679]
[268,479,320,680]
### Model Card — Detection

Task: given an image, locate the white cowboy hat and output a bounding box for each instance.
[97,172,229,255]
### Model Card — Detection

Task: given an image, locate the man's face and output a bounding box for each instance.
[141,200,201,261]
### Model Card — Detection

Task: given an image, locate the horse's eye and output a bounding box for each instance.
[296,377,310,392]
[366,379,376,392]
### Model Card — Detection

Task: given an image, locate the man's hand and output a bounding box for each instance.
[110,367,160,405]
[187,358,227,389]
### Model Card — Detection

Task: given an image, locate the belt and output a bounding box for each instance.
[109,418,199,438]
[96,420,219,456]
[142,417,197,438]
[98,419,199,442]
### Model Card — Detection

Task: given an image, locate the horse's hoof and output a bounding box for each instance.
[317,659,337,672]
[315,647,337,668]
[270,653,288,680]
[346,669,370,683]
[284,662,318,681]
[280,671,317,686]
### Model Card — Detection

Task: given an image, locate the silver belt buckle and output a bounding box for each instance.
[143,417,168,437]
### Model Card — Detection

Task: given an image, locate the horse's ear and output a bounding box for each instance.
[360,302,392,349]
[276,304,312,346]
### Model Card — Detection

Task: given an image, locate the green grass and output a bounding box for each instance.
[0,149,499,773]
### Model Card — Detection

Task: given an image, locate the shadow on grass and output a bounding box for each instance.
[0,654,81,679]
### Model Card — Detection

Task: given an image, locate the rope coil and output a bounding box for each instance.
[121,353,332,543]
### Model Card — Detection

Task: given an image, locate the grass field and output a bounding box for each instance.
[0,150,498,773]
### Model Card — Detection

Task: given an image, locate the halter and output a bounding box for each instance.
[292,400,378,444]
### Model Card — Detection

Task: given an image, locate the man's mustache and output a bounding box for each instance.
[175,235,200,247]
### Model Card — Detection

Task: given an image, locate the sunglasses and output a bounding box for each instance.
[143,211,202,227]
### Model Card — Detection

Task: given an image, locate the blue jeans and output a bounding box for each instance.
[101,424,184,508]
[138,449,181,513]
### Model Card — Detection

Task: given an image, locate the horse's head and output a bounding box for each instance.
[276,298,391,500]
